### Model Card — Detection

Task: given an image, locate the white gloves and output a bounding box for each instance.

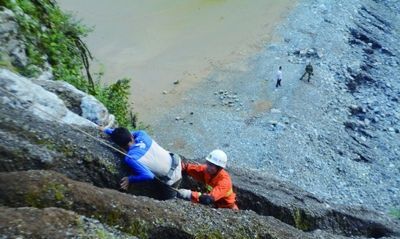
[177,189,192,200]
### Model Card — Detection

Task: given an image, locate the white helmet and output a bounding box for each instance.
[206,149,228,168]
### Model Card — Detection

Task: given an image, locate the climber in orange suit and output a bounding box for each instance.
[177,149,238,210]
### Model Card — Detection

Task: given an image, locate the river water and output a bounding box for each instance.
[57,0,296,123]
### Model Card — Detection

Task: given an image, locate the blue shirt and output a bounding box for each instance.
[104,129,155,183]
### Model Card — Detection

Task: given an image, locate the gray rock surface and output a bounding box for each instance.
[0,7,27,68]
[0,206,137,239]
[0,170,369,239]
[1,86,399,237]
[149,0,400,213]
[230,167,400,238]
[0,99,121,188]
[33,77,115,127]
[1,0,399,237]
[0,69,95,127]
[81,95,115,128]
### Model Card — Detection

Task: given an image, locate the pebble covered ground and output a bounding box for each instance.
[150,0,400,213]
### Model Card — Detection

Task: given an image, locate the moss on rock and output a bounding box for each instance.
[293,208,313,231]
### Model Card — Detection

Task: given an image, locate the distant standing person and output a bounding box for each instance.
[276,66,282,88]
[300,62,313,82]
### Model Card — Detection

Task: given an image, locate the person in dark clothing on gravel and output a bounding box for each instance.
[300,62,313,82]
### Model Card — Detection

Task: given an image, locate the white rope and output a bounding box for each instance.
[0,86,183,192]
[0,86,128,156]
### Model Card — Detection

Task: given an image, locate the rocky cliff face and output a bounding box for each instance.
[0,69,399,237]
[0,1,399,239]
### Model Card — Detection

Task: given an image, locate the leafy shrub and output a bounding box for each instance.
[389,209,400,220]
[2,0,138,128]
[95,78,131,128]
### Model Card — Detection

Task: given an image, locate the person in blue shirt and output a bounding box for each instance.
[102,127,182,200]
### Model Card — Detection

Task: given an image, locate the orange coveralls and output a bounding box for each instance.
[183,163,238,210]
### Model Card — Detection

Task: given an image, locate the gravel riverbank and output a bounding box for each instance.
[149,0,400,213]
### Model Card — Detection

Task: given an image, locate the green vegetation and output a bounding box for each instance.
[126,219,150,238]
[1,0,138,128]
[95,228,111,239]
[24,181,69,208]
[95,78,132,128]
[0,53,18,72]
[389,209,400,220]
[293,208,313,231]
[24,189,43,208]
[47,182,67,202]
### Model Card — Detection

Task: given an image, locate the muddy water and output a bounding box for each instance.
[57,0,296,122]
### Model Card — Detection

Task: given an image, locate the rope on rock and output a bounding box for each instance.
[0,86,181,192]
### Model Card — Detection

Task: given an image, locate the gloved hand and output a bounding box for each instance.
[177,189,192,201]
[199,194,214,206]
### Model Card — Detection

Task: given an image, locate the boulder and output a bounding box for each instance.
[0,69,96,127]
[33,76,115,128]
[0,98,122,188]
[0,170,345,239]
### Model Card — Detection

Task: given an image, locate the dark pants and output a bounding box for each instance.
[276,79,282,87]
[156,178,181,200]
[300,72,312,82]
[128,178,181,200]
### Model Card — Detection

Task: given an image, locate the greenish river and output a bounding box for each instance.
[57,0,296,122]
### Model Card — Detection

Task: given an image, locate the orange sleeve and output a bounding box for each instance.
[184,164,207,183]
[190,172,232,203]
[183,164,207,203]
[208,177,232,202]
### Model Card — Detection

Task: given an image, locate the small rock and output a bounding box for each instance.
[162,91,168,95]
[269,120,278,126]
[270,108,281,114]
[173,80,180,85]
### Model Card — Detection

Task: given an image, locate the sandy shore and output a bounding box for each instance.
[58,0,296,122]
